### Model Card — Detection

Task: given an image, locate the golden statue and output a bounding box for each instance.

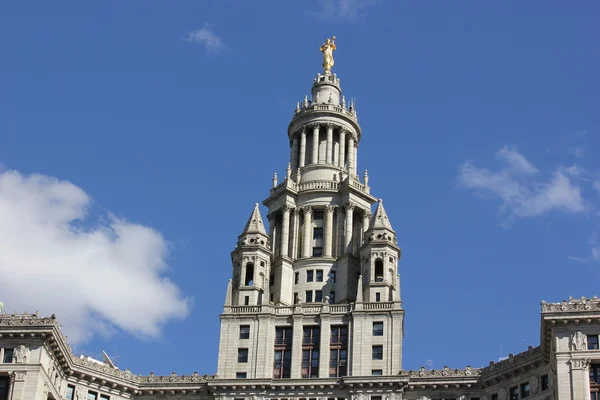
[320,36,336,72]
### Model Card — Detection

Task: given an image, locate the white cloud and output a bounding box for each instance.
[309,0,376,21]
[457,148,586,221]
[569,229,600,263]
[0,168,191,344]
[185,24,226,53]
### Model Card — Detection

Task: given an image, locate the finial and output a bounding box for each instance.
[342,96,346,108]
[0,301,3,313]
[364,170,369,186]
[296,168,302,184]
[303,95,308,107]
[286,163,292,179]
[295,102,300,112]
[272,172,278,188]
[319,36,337,72]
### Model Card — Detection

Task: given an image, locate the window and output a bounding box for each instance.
[274,327,292,379]
[236,372,247,379]
[314,210,324,220]
[375,292,381,302]
[87,392,98,400]
[330,271,336,283]
[295,272,299,284]
[313,228,323,240]
[330,326,348,377]
[316,269,324,282]
[371,396,382,400]
[521,382,530,398]
[0,378,9,400]
[589,335,599,350]
[509,387,518,400]
[302,326,320,378]
[238,348,248,363]
[491,395,498,400]
[307,270,314,282]
[294,292,299,304]
[372,370,383,376]
[2,349,13,363]
[315,290,323,302]
[239,325,250,339]
[100,395,110,400]
[372,345,383,360]
[329,291,335,304]
[312,247,323,257]
[374,259,384,282]
[270,273,274,286]
[66,385,75,400]
[541,374,549,391]
[244,296,250,305]
[244,263,254,286]
[303,326,320,345]
[373,322,384,336]
[306,290,313,302]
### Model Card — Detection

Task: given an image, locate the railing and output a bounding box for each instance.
[275,307,294,315]
[226,303,356,315]
[229,306,262,313]
[293,103,358,122]
[329,304,353,313]
[297,180,339,192]
[302,306,322,314]
[362,302,395,310]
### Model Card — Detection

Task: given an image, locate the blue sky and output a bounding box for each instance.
[0,0,599,376]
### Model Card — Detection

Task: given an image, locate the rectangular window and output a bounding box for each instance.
[329,291,335,304]
[589,335,599,350]
[238,348,248,363]
[236,372,247,379]
[0,378,9,400]
[2,349,14,363]
[375,292,381,302]
[371,396,382,400]
[313,228,323,240]
[87,392,98,400]
[491,395,498,400]
[100,395,110,400]
[302,326,320,378]
[330,271,336,283]
[239,325,250,339]
[306,290,313,302]
[315,290,323,302]
[312,247,323,257]
[295,272,299,284]
[509,387,518,400]
[316,269,324,282]
[373,322,384,336]
[541,374,549,391]
[372,345,383,360]
[314,210,324,220]
[294,292,299,304]
[303,326,320,345]
[244,296,249,305]
[307,270,314,282]
[371,370,383,376]
[521,382,530,398]
[66,385,75,400]
[274,327,292,379]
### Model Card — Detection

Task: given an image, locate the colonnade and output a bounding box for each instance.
[289,124,358,175]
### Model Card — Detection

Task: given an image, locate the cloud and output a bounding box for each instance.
[569,229,600,263]
[457,147,586,222]
[308,0,377,21]
[185,24,226,53]
[0,168,191,344]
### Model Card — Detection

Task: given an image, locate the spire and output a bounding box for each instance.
[356,275,363,303]
[224,279,232,306]
[369,199,394,231]
[242,203,267,235]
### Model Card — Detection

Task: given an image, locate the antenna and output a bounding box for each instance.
[102,351,116,369]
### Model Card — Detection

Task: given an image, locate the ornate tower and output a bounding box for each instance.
[218,38,404,380]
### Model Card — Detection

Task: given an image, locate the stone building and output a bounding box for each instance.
[1,39,599,400]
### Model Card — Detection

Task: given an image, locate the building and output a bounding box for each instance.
[1,39,599,400]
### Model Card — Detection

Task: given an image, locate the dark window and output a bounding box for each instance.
[238,348,248,363]
[307,270,314,282]
[491,395,498,400]
[87,392,98,400]
[330,271,336,283]
[66,385,75,400]
[244,263,254,286]
[270,273,274,286]
[315,290,323,302]
[375,292,381,302]
[541,374,549,391]
[372,370,383,376]
[313,228,323,240]
[314,210,324,220]
[509,387,518,400]
[329,291,335,304]
[0,378,7,400]
[244,296,250,305]
[303,326,320,345]
[589,335,599,350]
[312,247,323,257]
[306,290,313,302]
[374,259,384,282]
[373,322,384,336]
[100,395,110,400]
[295,272,299,284]
[316,270,324,282]
[302,326,320,378]
[371,396,382,400]
[372,345,383,360]
[236,372,247,379]
[294,292,299,304]
[3,349,14,363]
[471,398,480,400]
[329,326,348,378]
[239,325,250,339]
[521,382,530,398]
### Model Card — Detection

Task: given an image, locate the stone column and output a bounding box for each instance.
[344,203,355,254]
[336,206,344,257]
[299,128,307,167]
[326,123,333,164]
[302,206,313,258]
[290,314,304,379]
[312,124,320,165]
[291,135,299,171]
[339,129,346,168]
[318,313,331,378]
[281,206,291,258]
[291,208,299,260]
[570,358,592,400]
[347,137,355,176]
[324,205,334,257]
[353,141,358,176]
[268,213,277,254]
[361,211,371,247]
[7,372,15,400]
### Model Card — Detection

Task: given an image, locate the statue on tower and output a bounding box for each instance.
[320,36,336,72]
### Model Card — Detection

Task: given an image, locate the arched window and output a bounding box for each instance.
[374,259,384,282]
[245,263,254,286]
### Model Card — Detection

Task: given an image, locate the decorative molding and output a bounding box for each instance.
[407,366,480,378]
[541,296,600,313]
[570,358,591,370]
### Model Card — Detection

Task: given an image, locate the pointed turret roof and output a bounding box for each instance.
[369,199,394,231]
[242,203,267,235]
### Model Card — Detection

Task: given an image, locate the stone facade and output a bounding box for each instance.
[1,46,599,400]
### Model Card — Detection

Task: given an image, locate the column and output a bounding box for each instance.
[312,124,320,165]
[336,206,344,257]
[299,128,307,167]
[302,206,313,258]
[344,203,355,254]
[324,205,334,257]
[318,314,331,378]
[291,208,299,260]
[326,123,333,164]
[353,142,358,175]
[7,373,15,400]
[290,314,304,379]
[291,135,299,171]
[361,211,371,247]
[281,206,291,258]
[268,213,277,254]
[338,129,346,168]
[570,358,592,400]
[347,137,355,176]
